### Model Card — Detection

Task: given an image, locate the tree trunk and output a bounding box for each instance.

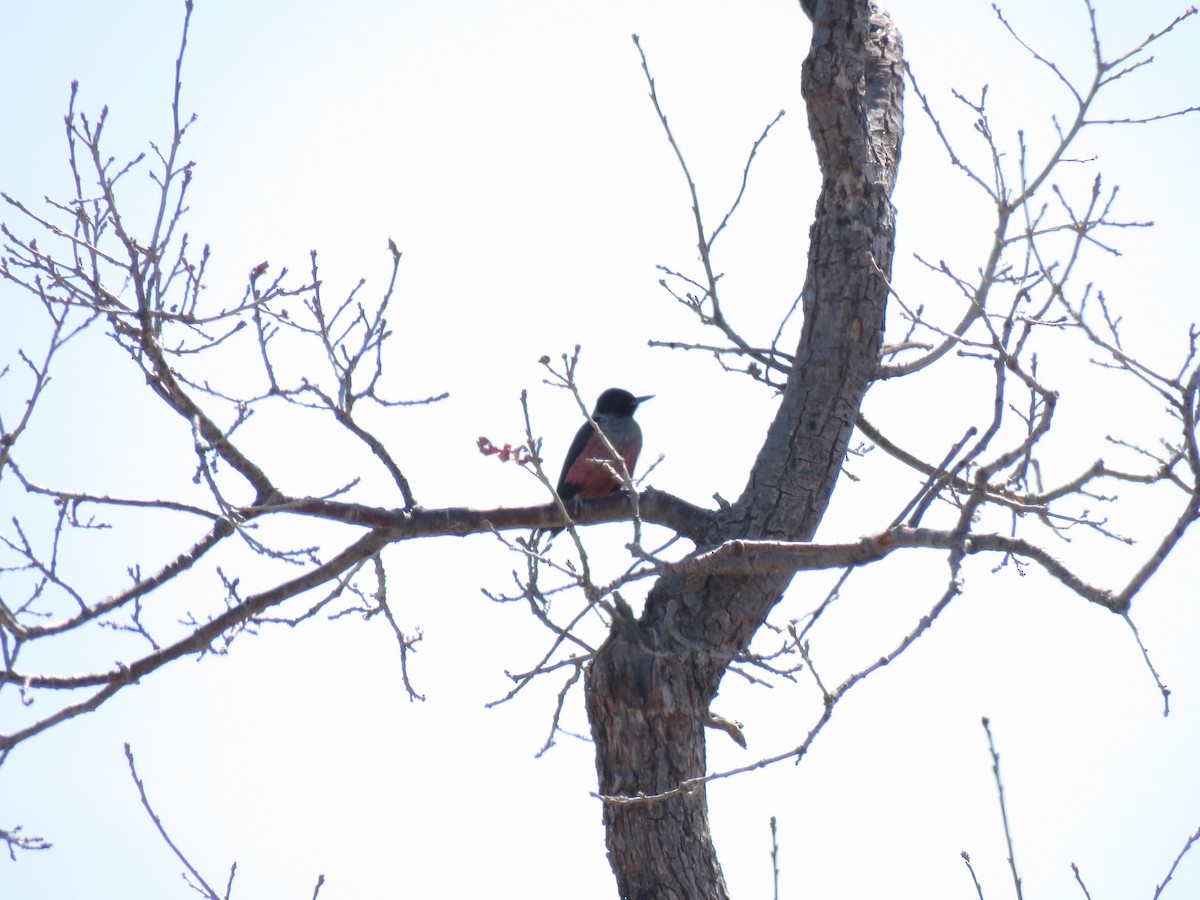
[585,1,904,896]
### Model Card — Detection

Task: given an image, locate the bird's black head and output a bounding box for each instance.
[593,388,653,418]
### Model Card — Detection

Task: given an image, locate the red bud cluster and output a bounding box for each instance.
[477,436,538,466]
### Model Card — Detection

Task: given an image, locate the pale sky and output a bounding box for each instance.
[2,1,1199,898]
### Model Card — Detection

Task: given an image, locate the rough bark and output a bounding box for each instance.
[585,2,905,897]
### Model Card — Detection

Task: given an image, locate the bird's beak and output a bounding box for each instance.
[635,394,654,405]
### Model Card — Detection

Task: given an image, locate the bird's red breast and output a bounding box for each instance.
[559,426,643,500]
[554,389,651,517]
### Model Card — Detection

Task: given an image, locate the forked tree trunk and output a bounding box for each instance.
[585,2,904,896]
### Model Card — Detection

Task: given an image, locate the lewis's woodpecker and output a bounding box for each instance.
[556,388,652,505]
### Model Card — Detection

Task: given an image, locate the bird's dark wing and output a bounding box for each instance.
[556,421,596,500]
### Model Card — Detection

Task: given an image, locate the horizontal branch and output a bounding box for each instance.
[4,516,1132,699]
[652,526,1125,612]
[0,529,394,749]
[8,518,236,641]
[250,487,719,544]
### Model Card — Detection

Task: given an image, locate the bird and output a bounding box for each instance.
[553,387,652,521]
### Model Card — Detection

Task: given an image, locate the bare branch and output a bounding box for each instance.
[1153,823,1200,900]
[982,717,1025,900]
[126,742,224,900]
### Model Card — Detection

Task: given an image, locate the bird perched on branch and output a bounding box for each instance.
[555,387,652,509]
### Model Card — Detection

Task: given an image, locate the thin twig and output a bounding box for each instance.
[125,742,223,900]
[982,718,1024,900]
